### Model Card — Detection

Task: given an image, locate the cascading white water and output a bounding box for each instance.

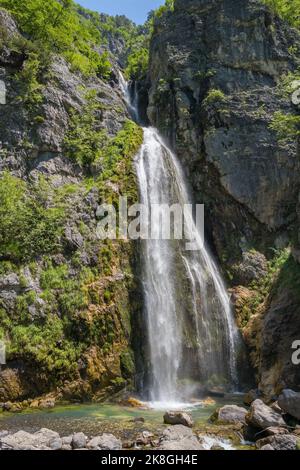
[119,74,240,404]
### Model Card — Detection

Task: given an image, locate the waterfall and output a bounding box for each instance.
[119,74,241,404]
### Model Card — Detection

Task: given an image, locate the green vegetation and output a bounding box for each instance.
[124,19,152,80]
[0,306,81,382]
[16,52,44,109]
[269,111,300,142]
[124,0,175,80]
[96,120,143,196]
[64,89,107,167]
[269,69,300,142]
[263,1,300,29]
[125,46,149,80]
[64,91,143,200]
[153,0,175,19]
[203,89,228,106]
[0,172,67,263]
[237,249,291,328]
[0,0,111,77]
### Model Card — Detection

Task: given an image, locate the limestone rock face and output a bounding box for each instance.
[148,0,299,259]
[147,0,300,395]
[258,287,300,398]
[0,10,141,403]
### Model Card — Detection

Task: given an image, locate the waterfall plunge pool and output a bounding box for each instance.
[0,396,247,437]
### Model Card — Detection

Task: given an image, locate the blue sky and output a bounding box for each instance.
[77,0,165,24]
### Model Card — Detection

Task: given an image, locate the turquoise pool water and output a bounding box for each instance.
[0,396,244,438]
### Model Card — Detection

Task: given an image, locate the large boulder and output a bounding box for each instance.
[163,411,193,428]
[213,405,247,424]
[87,434,122,450]
[0,428,60,450]
[246,399,286,429]
[71,432,87,449]
[278,389,300,421]
[256,434,297,451]
[159,425,204,450]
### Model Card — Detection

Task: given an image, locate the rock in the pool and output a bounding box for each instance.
[163,411,194,428]
[214,405,247,424]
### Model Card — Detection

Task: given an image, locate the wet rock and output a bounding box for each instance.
[213,405,247,424]
[278,389,300,421]
[246,400,286,430]
[72,432,87,449]
[256,434,297,451]
[163,411,194,428]
[159,425,204,450]
[87,434,122,450]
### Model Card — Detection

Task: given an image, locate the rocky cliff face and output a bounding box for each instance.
[147,0,300,397]
[0,9,143,404]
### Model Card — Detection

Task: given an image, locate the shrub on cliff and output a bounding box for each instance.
[263,0,300,30]
[0,0,111,77]
[0,172,66,263]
